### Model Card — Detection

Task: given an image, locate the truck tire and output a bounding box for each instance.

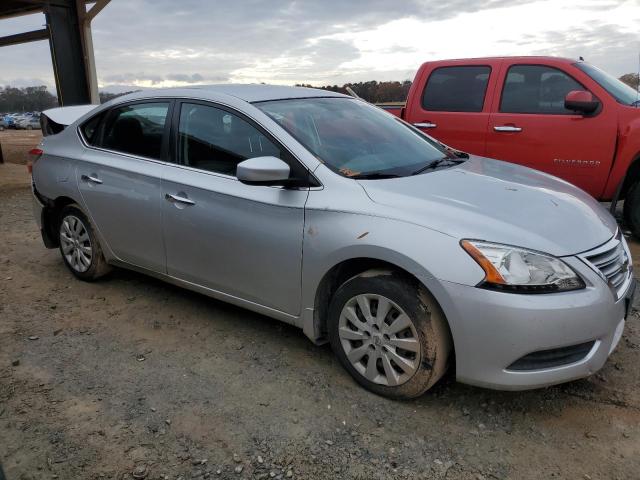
[624,182,640,237]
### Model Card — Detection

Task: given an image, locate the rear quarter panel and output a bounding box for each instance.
[32,129,84,205]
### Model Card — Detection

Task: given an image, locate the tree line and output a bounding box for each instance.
[0,87,136,113]
[297,80,413,103]
[2,73,638,113]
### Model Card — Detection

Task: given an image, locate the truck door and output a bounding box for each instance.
[486,62,617,197]
[405,61,498,155]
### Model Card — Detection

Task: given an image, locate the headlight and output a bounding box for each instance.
[461,240,585,293]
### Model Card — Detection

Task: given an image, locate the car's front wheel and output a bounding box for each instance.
[58,204,111,281]
[328,269,451,399]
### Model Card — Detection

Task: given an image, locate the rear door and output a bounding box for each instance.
[485,61,617,196]
[405,60,498,155]
[161,101,309,315]
[77,101,172,272]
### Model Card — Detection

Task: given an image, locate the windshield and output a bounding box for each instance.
[255,97,454,178]
[575,62,639,106]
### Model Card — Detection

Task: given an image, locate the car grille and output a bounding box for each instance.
[582,232,631,298]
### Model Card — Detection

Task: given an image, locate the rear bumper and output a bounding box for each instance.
[439,259,635,390]
[32,185,57,249]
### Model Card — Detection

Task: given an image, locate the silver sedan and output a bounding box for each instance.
[31,85,634,399]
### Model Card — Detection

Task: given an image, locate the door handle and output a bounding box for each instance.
[81,174,103,184]
[413,122,437,129]
[493,125,522,132]
[165,193,195,205]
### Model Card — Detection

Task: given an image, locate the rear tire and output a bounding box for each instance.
[624,182,640,238]
[58,204,111,281]
[328,269,451,399]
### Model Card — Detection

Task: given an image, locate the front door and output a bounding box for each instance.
[161,101,308,315]
[486,63,617,197]
[77,101,172,272]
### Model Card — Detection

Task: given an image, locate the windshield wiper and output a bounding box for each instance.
[351,172,402,180]
[411,157,462,176]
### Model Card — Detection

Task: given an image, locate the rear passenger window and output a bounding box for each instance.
[101,102,169,159]
[422,66,491,112]
[500,65,585,114]
[177,103,282,176]
[80,112,105,146]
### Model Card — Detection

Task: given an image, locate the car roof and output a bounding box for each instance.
[112,84,348,104]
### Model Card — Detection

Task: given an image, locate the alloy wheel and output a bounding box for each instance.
[338,294,420,386]
[59,215,93,273]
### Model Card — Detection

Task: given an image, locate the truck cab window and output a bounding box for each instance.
[500,65,585,114]
[422,66,491,112]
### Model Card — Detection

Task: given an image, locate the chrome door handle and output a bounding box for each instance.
[413,122,437,129]
[493,125,522,132]
[81,174,103,184]
[165,193,195,205]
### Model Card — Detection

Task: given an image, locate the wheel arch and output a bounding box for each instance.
[308,254,455,362]
[618,152,640,203]
[40,195,78,248]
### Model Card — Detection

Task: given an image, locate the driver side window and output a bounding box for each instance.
[177,103,282,176]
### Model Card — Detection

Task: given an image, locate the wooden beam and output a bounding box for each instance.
[0,27,49,48]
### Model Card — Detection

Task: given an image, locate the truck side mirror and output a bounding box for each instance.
[564,90,600,115]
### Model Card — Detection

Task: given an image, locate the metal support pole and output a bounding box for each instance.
[45,0,91,105]
[79,0,111,104]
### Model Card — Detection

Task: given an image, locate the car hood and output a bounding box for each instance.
[358,156,617,257]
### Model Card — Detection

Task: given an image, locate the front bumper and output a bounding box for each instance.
[439,255,635,390]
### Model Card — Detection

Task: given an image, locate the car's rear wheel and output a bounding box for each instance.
[328,269,451,399]
[58,205,111,281]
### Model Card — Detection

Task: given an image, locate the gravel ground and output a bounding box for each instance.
[0,130,42,165]
[1,162,640,480]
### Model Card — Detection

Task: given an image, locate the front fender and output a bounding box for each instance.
[300,208,485,342]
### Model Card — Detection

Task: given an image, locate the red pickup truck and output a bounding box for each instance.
[387,57,640,234]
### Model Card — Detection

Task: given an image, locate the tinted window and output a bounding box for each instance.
[177,103,282,176]
[101,102,169,159]
[80,112,105,145]
[500,65,585,114]
[422,66,491,112]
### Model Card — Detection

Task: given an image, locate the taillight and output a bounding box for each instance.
[27,148,43,174]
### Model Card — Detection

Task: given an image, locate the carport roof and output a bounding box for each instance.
[0,1,93,19]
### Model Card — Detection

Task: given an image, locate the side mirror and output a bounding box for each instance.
[564,90,600,115]
[236,156,291,186]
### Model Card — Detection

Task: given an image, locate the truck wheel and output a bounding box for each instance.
[624,183,640,237]
[327,269,452,399]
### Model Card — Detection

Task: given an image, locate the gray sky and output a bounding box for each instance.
[1,0,639,92]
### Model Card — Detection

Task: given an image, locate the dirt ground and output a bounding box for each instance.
[0,129,43,165]
[1,160,640,480]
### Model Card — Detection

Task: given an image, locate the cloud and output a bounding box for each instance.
[0,0,637,90]
[520,22,640,75]
[165,73,205,83]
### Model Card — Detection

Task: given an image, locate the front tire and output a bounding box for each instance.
[624,182,640,238]
[328,269,451,399]
[58,205,111,281]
